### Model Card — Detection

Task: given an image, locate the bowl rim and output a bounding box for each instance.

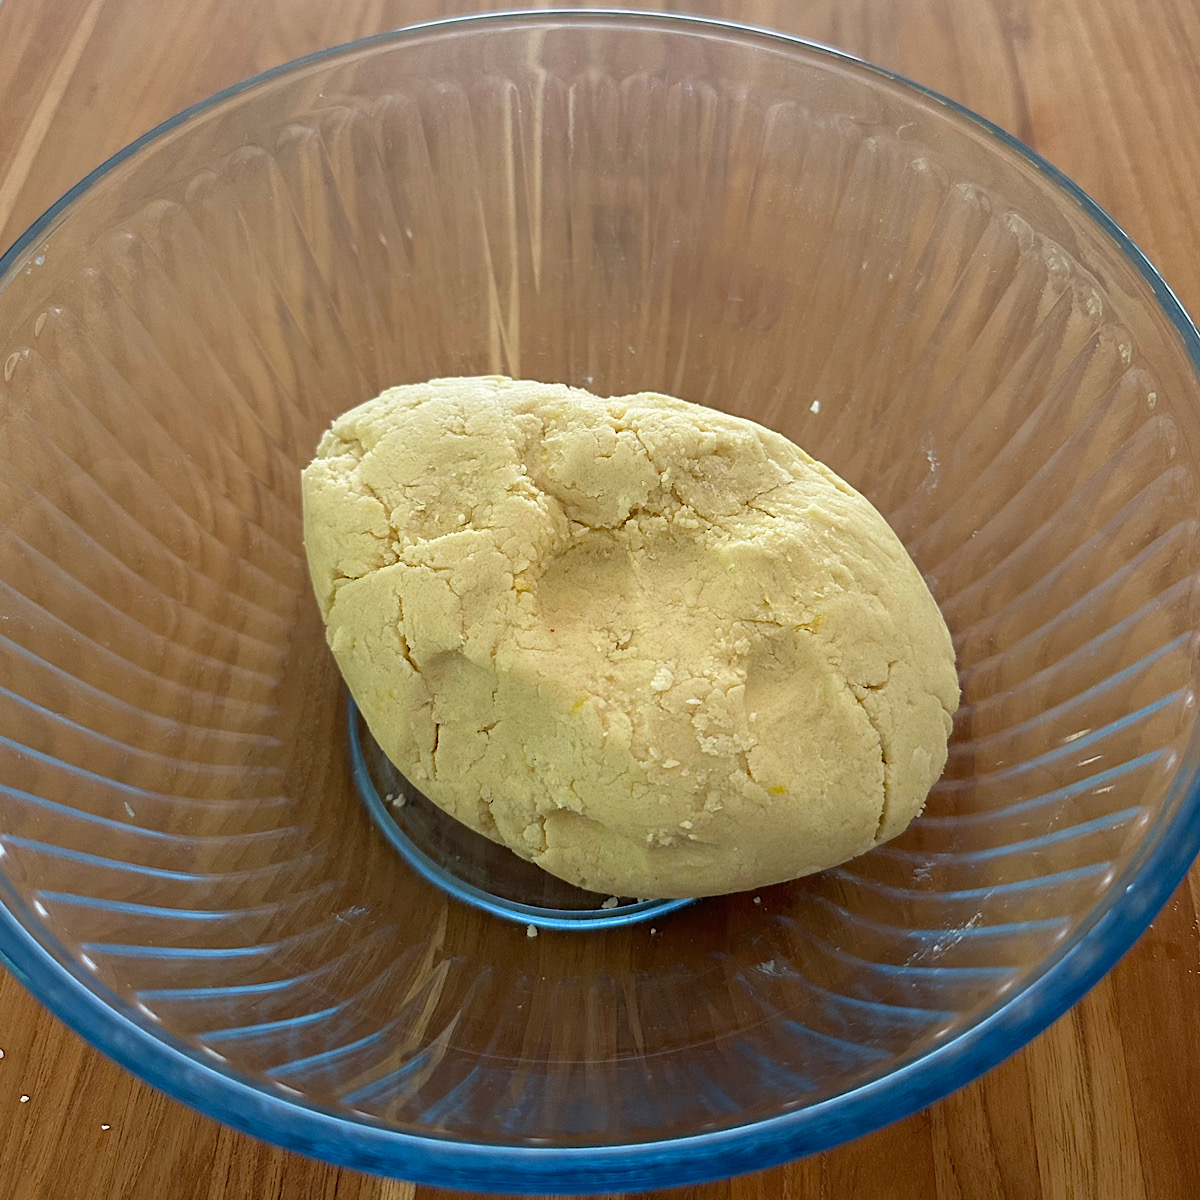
[2,8,1200,1192]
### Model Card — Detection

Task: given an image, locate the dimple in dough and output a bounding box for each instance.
[303,377,959,898]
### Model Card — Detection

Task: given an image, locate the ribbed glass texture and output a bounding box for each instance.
[1,12,1199,1192]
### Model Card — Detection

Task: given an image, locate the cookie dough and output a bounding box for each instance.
[303,377,958,898]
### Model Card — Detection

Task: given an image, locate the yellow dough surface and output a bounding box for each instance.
[303,377,958,897]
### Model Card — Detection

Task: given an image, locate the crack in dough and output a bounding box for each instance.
[303,377,959,897]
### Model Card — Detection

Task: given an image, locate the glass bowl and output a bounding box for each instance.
[2,10,1200,1192]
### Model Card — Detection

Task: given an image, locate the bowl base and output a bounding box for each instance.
[348,699,693,930]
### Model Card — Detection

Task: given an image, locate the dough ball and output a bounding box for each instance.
[302,377,959,897]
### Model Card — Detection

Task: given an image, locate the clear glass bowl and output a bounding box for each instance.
[2,10,1199,1192]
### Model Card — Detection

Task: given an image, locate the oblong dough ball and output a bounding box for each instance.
[303,377,959,898]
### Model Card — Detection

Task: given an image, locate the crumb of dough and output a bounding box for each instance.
[526,924,538,939]
[303,377,959,898]
[600,896,620,910]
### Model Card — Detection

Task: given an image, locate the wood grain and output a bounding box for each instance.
[2,0,1200,1197]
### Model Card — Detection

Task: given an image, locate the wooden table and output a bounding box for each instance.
[2,1,1200,1197]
